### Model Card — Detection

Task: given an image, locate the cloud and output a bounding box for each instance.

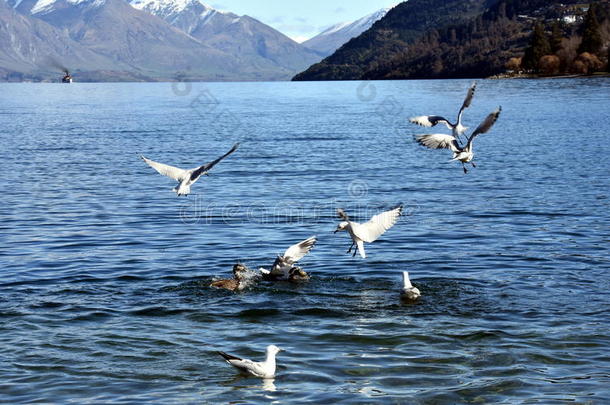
[333,7,346,14]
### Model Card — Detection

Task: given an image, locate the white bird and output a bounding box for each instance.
[217,345,282,379]
[410,82,477,142]
[140,143,239,196]
[334,205,402,259]
[415,107,501,174]
[401,271,421,301]
[260,236,316,282]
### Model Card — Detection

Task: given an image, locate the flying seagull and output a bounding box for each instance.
[414,107,501,174]
[217,345,282,379]
[401,271,421,301]
[140,143,239,196]
[410,82,477,142]
[210,264,249,292]
[334,205,402,259]
[260,236,316,282]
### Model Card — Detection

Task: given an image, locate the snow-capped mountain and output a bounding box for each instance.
[4,0,240,80]
[303,8,391,56]
[130,0,321,75]
[1,0,321,80]
[130,0,232,34]
[0,0,121,79]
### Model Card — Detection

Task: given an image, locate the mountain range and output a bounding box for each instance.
[303,8,390,57]
[0,0,388,81]
[294,0,609,81]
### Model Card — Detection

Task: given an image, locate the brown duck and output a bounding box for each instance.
[210,264,248,292]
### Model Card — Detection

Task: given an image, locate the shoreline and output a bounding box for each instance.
[2,73,609,84]
[488,72,610,80]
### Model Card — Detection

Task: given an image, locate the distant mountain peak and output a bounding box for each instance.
[130,0,236,20]
[303,7,391,56]
[30,0,105,15]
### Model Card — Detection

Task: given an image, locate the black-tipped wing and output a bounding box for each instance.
[337,208,349,221]
[218,351,242,362]
[409,115,451,128]
[466,107,502,148]
[190,143,240,181]
[217,351,267,377]
[459,82,477,114]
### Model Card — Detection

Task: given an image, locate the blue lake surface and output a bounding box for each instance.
[1,79,609,403]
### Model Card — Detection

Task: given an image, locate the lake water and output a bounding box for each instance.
[1,79,609,404]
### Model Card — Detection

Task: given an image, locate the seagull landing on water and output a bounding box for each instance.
[217,345,282,379]
[415,107,501,174]
[401,271,421,301]
[410,82,477,142]
[140,143,239,196]
[334,206,402,259]
[260,236,316,282]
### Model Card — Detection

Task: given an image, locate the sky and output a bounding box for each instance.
[209,0,400,43]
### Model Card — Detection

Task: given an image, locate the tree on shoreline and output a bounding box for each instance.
[550,22,563,54]
[522,22,551,71]
[578,4,603,54]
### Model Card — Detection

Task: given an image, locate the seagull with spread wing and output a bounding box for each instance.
[415,107,501,174]
[334,205,402,259]
[140,143,239,196]
[410,82,477,142]
[217,345,282,379]
[260,236,316,282]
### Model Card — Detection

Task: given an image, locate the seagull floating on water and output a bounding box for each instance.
[401,271,421,301]
[141,143,239,196]
[260,236,316,282]
[217,345,282,379]
[410,82,477,142]
[334,206,402,259]
[209,264,249,292]
[415,107,501,174]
